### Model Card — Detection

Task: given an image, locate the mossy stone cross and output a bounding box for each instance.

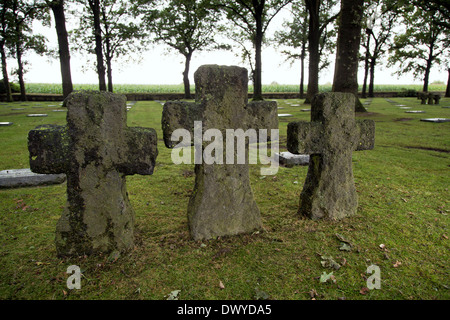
[28,91,158,257]
[287,92,375,220]
[161,65,278,240]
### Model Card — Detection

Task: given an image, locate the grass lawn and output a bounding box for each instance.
[0,96,448,300]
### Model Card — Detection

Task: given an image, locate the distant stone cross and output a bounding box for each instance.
[162,65,278,240]
[28,91,158,256]
[287,93,375,220]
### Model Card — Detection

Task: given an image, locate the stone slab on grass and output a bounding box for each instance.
[0,168,66,189]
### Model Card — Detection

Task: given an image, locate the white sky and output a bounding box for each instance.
[9,7,448,86]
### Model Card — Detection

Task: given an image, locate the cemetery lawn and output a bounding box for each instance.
[0,97,448,300]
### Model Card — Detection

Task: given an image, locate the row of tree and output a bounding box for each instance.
[1,0,449,105]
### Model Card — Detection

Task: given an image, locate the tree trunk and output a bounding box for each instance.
[252,4,264,101]
[423,58,432,93]
[88,0,106,91]
[106,56,113,92]
[50,0,73,99]
[368,57,376,98]
[183,52,192,99]
[0,41,12,102]
[361,30,371,99]
[15,39,26,101]
[102,6,113,92]
[446,68,450,98]
[0,3,12,102]
[299,50,305,99]
[332,0,366,112]
[305,0,320,104]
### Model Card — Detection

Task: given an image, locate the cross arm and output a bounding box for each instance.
[28,124,70,174]
[161,101,203,148]
[244,101,278,140]
[287,121,325,154]
[117,127,158,175]
[355,120,375,151]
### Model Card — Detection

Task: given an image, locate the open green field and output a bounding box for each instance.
[0,96,449,300]
[23,83,447,94]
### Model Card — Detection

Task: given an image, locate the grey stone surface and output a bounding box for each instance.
[278,113,293,117]
[420,118,450,123]
[28,91,158,257]
[162,65,278,240]
[287,92,375,220]
[27,114,48,117]
[274,152,309,167]
[0,168,66,189]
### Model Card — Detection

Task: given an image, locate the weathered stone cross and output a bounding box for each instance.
[28,91,158,256]
[287,92,375,220]
[162,65,278,240]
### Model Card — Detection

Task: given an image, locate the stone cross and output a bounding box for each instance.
[28,91,158,257]
[161,65,278,240]
[287,92,375,220]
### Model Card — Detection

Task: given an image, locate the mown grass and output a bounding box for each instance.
[23,83,447,95]
[0,96,448,300]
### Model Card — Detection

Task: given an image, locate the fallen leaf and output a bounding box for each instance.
[254,288,269,300]
[339,243,352,252]
[166,290,181,300]
[319,271,334,283]
[219,281,225,289]
[393,261,402,268]
[443,234,448,240]
[107,250,120,263]
[360,287,369,295]
[335,233,352,245]
[309,289,318,299]
[320,255,341,270]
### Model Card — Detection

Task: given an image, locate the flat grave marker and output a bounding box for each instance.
[274,152,309,167]
[420,118,450,123]
[0,168,66,188]
[27,114,48,117]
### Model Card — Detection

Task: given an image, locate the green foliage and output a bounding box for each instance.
[22,82,447,94]
[137,0,223,58]
[388,6,450,84]
[70,0,149,74]
[0,79,19,93]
